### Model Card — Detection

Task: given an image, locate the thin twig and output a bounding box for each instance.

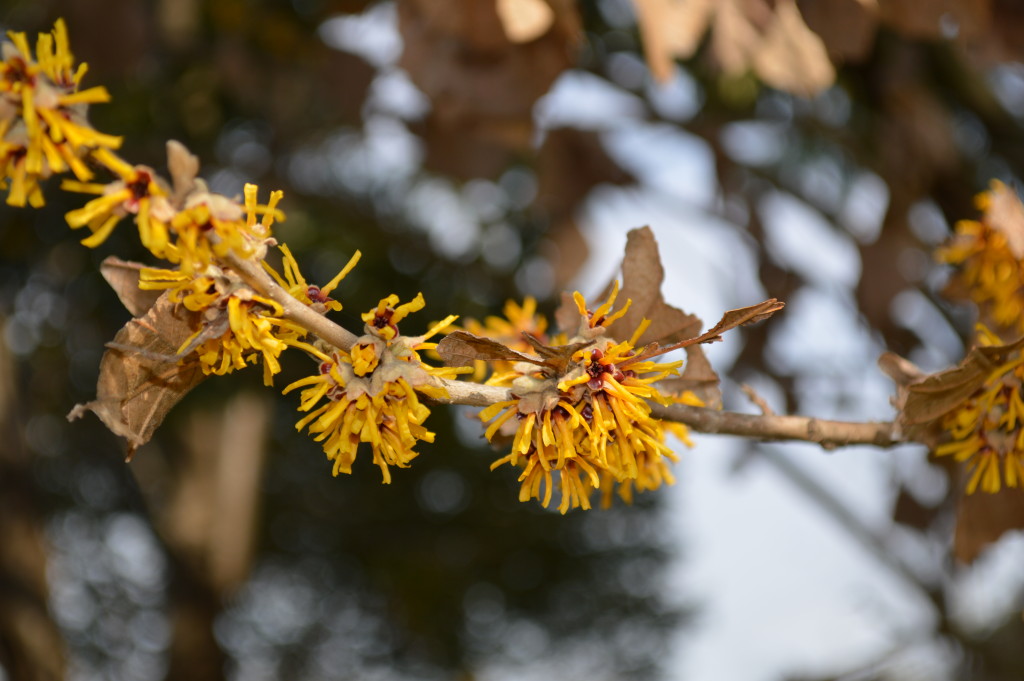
[740,383,775,415]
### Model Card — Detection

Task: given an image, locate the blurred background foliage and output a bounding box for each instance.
[1,0,1024,680]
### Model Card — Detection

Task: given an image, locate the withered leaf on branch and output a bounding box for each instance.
[166,139,201,205]
[495,0,555,43]
[633,0,836,95]
[883,337,1024,431]
[437,330,549,368]
[697,298,787,344]
[520,333,593,374]
[658,344,724,408]
[67,293,206,459]
[601,227,704,348]
[880,343,1024,563]
[100,256,163,317]
[796,0,878,62]
[633,0,715,82]
[752,0,836,96]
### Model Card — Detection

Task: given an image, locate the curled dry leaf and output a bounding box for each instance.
[166,139,201,205]
[633,0,837,95]
[880,342,1024,563]
[633,0,716,82]
[67,293,206,459]
[496,0,555,43]
[797,0,878,62]
[437,330,549,368]
[577,226,733,406]
[602,227,704,348]
[752,0,835,96]
[99,256,163,317]
[884,337,1024,432]
[519,334,593,374]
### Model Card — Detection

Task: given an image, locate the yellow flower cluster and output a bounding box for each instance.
[477,285,700,513]
[140,245,356,386]
[64,163,284,273]
[936,180,1024,335]
[284,295,461,482]
[936,327,1024,494]
[0,20,121,207]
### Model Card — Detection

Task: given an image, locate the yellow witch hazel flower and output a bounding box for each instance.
[936,180,1024,336]
[63,142,284,270]
[264,244,360,313]
[62,148,175,249]
[935,326,1024,495]
[479,283,698,513]
[138,243,354,386]
[0,19,121,207]
[284,294,461,482]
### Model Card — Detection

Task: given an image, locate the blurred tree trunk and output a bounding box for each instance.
[137,391,271,681]
[0,321,66,681]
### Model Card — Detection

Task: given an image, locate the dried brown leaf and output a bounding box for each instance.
[712,0,771,74]
[437,330,548,368]
[692,299,786,346]
[954,484,1024,564]
[680,345,723,408]
[752,0,835,96]
[899,338,1024,427]
[399,0,580,178]
[67,294,206,458]
[603,226,704,346]
[797,0,878,62]
[166,140,200,205]
[100,256,163,317]
[633,0,716,81]
[656,345,723,408]
[496,0,555,43]
[520,334,593,374]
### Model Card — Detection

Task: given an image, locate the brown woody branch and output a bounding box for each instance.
[649,402,901,448]
[227,254,902,451]
[227,252,358,351]
[435,379,902,449]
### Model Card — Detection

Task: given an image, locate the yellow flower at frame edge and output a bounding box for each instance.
[936,180,1024,335]
[0,20,121,207]
[284,295,461,483]
[935,326,1024,494]
[480,284,696,513]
